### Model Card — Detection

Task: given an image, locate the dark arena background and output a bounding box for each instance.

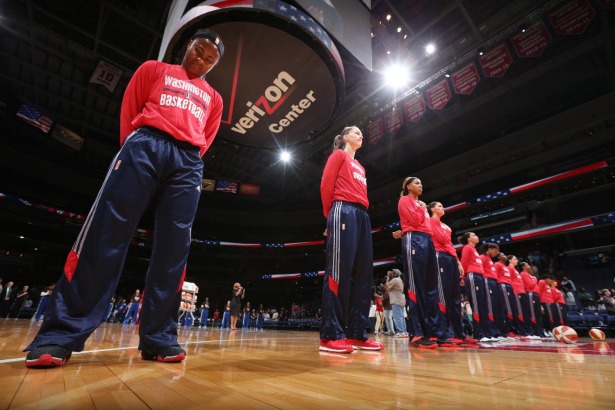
[0,0,614,408]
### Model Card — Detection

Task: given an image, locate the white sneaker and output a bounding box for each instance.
[479,337,492,342]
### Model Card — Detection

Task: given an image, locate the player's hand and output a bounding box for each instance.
[392,230,402,239]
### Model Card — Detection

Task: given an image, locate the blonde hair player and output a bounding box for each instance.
[319,126,384,354]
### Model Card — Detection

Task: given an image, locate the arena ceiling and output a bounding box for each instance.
[1,0,614,279]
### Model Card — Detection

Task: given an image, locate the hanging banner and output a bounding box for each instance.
[367,117,384,144]
[479,43,513,78]
[89,60,124,93]
[451,62,480,95]
[403,95,426,122]
[547,0,596,35]
[511,21,552,58]
[384,108,403,134]
[426,79,452,110]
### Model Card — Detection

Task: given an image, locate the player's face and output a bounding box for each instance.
[431,202,444,216]
[344,127,363,150]
[182,38,220,78]
[488,248,499,257]
[510,256,518,266]
[469,232,479,244]
[406,178,423,197]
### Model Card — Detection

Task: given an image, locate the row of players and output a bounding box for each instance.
[388,201,565,348]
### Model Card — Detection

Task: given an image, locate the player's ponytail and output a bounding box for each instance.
[332,126,356,150]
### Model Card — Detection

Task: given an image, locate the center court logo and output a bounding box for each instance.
[231,71,316,135]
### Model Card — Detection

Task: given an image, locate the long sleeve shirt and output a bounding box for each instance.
[320,149,368,217]
[398,195,432,235]
[430,217,458,258]
[479,254,498,280]
[460,245,484,277]
[120,60,223,157]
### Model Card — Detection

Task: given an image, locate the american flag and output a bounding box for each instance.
[16,103,53,133]
[261,273,302,280]
[592,213,615,225]
[215,180,238,193]
[474,189,510,203]
[304,271,321,278]
[482,234,513,244]
[263,243,284,248]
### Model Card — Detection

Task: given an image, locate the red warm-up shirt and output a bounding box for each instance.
[398,195,432,235]
[460,245,484,276]
[479,254,498,280]
[552,287,565,304]
[537,280,555,303]
[495,261,512,285]
[521,271,538,293]
[120,60,223,157]
[320,149,368,217]
[508,266,526,295]
[430,217,458,258]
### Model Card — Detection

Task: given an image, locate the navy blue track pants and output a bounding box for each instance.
[465,272,489,340]
[435,252,466,339]
[484,277,503,338]
[26,127,203,353]
[321,201,373,341]
[402,231,440,339]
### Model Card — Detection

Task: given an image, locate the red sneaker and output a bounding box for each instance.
[449,338,464,345]
[319,339,353,354]
[410,336,438,349]
[346,338,385,351]
[462,337,478,345]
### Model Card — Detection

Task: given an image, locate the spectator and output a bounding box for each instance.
[34,283,56,321]
[577,287,594,309]
[601,289,615,313]
[0,281,15,317]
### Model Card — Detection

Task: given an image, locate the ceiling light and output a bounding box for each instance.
[280,151,291,162]
[386,14,392,21]
[397,27,402,33]
[425,43,436,55]
[384,64,410,89]
[403,34,407,39]
[444,71,451,78]
[478,47,484,56]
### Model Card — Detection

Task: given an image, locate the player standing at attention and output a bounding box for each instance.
[319,126,384,354]
[399,178,452,348]
[458,232,491,342]
[495,252,518,338]
[428,201,477,345]
[507,255,530,339]
[519,262,544,339]
[479,243,504,341]
[24,29,225,368]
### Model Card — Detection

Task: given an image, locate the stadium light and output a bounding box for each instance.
[384,64,410,89]
[280,151,291,162]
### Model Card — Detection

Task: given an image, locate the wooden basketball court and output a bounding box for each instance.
[1,319,613,409]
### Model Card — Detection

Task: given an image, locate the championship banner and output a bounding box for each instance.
[89,60,123,93]
[367,117,384,144]
[403,95,426,123]
[426,79,452,110]
[547,0,596,35]
[451,62,480,95]
[511,21,552,58]
[51,124,84,151]
[479,43,513,78]
[239,182,261,196]
[384,108,403,134]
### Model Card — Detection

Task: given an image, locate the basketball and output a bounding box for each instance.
[553,326,578,344]
[589,328,606,341]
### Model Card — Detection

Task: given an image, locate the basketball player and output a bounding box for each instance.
[507,255,530,339]
[319,126,384,353]
[519,262,544,339]
[24,29,225,368]
[459,232,494,343]
[538,275,557,337]
[551,284,567,326]
[495,252,517,338]
[399,178,452,348]
[428,201,477,345]
[479,243,504,341]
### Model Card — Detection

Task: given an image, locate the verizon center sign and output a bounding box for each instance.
[160,0,345,149]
